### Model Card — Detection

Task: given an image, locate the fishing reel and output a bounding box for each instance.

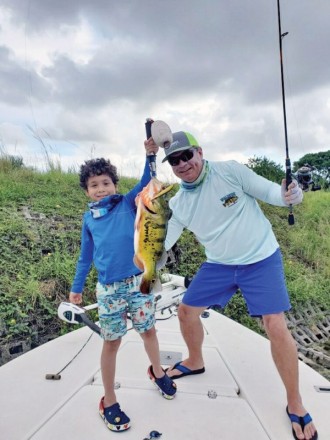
[145,119,173,178]
[295,164,321,192]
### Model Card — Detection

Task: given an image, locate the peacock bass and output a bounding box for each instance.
[134,178,173,294]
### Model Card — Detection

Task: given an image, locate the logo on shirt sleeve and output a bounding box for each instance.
[220,192,238,207]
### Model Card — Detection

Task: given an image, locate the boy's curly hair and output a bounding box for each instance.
[79,158,119,190]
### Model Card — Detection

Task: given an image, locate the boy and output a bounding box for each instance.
[69,139,176,432]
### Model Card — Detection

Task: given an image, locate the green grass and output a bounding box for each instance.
[0,156,329,355]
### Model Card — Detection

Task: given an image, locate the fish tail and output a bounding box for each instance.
[140,275,152,294]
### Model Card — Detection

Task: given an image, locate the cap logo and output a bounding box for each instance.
[165,140,179,150]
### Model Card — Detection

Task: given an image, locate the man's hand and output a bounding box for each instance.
[144,137,159,156]
[281,179,303,206]
[69,292,83,305]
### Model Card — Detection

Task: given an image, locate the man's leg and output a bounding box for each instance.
[263,313,317,440]
[166,303,206,377]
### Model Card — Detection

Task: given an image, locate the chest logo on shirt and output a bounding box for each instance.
[221,192,238,207]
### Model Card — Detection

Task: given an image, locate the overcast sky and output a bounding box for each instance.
[1,0,329,182]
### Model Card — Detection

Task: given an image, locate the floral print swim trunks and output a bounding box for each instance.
[96,275,155,340]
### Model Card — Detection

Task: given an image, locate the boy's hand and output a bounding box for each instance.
[69,292,83,305]
[281,179,303,206]
[144,137,159,156]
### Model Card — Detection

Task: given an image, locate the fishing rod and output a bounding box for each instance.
[145,118,157,178]
[145,118,173,178]
[277,0,294,225]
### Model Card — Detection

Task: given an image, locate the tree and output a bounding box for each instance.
[293,151,330,177]
[246,156,285,182]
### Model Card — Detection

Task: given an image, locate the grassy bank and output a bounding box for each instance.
[0,157,329,374]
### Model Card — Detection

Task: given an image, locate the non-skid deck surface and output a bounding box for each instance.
[31,385,270,440]
[1,309,329,440]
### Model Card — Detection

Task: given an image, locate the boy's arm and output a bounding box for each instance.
[126,138,159,204]
[69,292,83,304]
[69,219,94,302]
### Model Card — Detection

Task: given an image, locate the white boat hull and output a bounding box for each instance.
[0,275,329,439]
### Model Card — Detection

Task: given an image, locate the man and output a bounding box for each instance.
[160,131,317,440]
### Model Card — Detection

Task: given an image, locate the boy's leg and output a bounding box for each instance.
[128,288,159,374]
[139,326,163,377]
[128,289,176,398]
[100,338,121,408]
[96,281,128,407]
[140,326,177,399]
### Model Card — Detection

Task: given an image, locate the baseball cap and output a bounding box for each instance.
[162,131,199,163]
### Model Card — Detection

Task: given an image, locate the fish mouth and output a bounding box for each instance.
[144,185,173,214]
[151,184,174,201]
[144,205,157,214]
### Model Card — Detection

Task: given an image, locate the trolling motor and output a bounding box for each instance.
[295,164,321,192]
[57,302,100,335]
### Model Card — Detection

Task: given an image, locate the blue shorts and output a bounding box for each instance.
[96,275,155,341]
[182,248,291,316]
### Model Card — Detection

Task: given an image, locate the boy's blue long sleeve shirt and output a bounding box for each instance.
[71,160,151,294]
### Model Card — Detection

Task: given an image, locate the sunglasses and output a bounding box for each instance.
[168,148,195,166]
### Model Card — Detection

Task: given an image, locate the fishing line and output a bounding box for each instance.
[24,0,39,136]
[281,51,306,156]
[45,331,94,380]
[23,1,94,164]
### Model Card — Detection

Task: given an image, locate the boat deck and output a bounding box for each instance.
[1,308,329,439]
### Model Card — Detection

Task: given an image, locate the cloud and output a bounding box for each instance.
[0,0,329,181]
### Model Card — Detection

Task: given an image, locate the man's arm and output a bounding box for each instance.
[233,161,303,207]
[165,214,185,251]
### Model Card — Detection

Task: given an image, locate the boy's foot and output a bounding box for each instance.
[99,397,130,432]
[147,365,177,399]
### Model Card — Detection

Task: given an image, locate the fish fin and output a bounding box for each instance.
[151,277,162,294]
[156,250,168,270]
[133,254,144,271]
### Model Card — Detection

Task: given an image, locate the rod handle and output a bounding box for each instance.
[145,118,156,177]
[285,158,294,225]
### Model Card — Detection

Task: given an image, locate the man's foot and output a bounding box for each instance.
[286,406,318,440]
[165,360,205,379]
[99,397,130,432]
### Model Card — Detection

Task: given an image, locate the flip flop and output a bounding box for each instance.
[165,361,205,380]
[286,406,318,440]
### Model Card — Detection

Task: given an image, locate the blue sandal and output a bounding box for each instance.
[148,365,177,399]
[99,397,130,432]
[286,406,318,440]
